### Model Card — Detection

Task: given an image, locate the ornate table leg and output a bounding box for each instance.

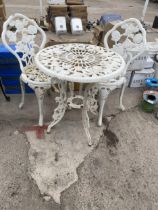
[47,81,67,133]
[0,79,10,101]
[82,84,99,146]
[98,86,110,127]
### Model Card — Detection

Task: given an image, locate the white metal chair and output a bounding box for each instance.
[98,18,147,126]
[2,13,52,126]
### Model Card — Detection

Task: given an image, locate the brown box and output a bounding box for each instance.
[94,21,123,47]
[0,0,6,20]
[82,18,88,30]
[0,0,6,34]
[66,0,84,5]
[46,31,97,46]
[93,25,104,44]
[0,17,3,34]
[102,21,124,48]
[69,5,87,12]
[47,5,68,23]
[69,5,87,21]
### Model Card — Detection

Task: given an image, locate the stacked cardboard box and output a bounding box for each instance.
[69,5,87,30]
[46,31,97,46]
[66,0,84,5]
[48,0,65,4]
[94,20,123,47]
[46,5,69,31]
[0,0,6,19]
[47,5,68,18]
[46,0,88,32]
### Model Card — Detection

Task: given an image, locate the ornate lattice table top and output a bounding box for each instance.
[35,44,125,83]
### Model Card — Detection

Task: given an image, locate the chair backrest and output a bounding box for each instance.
[2,13,46,73]
[104,18,147,71]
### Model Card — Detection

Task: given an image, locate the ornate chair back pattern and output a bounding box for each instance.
[104,18,147,72]
[2,13,46,73]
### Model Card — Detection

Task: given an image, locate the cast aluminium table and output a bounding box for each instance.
[35,43,125,146]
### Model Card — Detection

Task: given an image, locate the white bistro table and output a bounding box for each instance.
[35,43,125,146]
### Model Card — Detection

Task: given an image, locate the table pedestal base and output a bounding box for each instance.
[47,81,67,133]
[47,81,99,146]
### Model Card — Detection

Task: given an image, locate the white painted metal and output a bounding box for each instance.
[2,13,52,126]
[47,0,65,4]
[35,44,125,83]
[39,0,43,17]
[98,18,147,126]
[141,0,150,22]
[35,43,125,145]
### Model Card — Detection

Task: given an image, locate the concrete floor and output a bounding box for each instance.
[1,0,158,209]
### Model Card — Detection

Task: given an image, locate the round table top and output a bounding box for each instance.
[35,43,125,83]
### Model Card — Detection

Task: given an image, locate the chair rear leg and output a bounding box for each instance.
[0,79,10,101]
[19,78,25,109]
[119,78,126,111]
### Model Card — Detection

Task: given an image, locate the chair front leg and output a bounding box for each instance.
[34,86,50,127]
[119,77,126,111]
[0,79,10,101]
[19,77,25,109]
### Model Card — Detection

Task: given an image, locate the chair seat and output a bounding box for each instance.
[23,65,51,84]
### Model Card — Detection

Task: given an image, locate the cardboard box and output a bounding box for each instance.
[94,25,104,45]
[146,42,158,58]
[94,21,123,47]
[0,1,6,20]
[47,5,68,23]
[125,71,132,87]
[47,4,87,31]
[69,5,87,12]
[66,0,84,5]
[81,18,87,30]
[68,5,87,30]
[102,21,124,48]
[128,53,148,71]
[69,5,87,17]
[0,17,3,34]
[45,31,97,47]
[48,0,65,4]
[128,53,154,71]
[0,0,5,35]
[126,42,158,63]
[129,68,155,88]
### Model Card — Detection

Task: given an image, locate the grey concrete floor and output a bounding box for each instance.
[1,0,158,209]
[0,87,158,210]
